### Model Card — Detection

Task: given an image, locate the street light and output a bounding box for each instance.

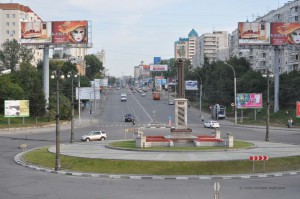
[191,70,203,120]
[50,70,65,171]
[224,62,237,125]
[262,70,274,141]
[67,72,77,144]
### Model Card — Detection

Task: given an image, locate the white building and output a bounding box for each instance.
[0,3,43,67]
[174,29,198,61]
[193,31,229,67]
[230,0,300,74]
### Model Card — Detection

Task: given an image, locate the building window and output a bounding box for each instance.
[295,16,299,22]
[6,22,10,26]
[12,30,16,34]
[12,14,16,18]
[6,14,9,18]
[6,30,10,35]
[12,22,16,26]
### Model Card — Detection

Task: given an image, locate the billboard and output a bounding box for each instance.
[150,65,168,71]
[52,21,88,44]
[271,23,300,45]
[4,100,29,117]
[238,22,271,45]
[21,21,52,44]
[185,80,198,90]
[297,101,300,118]
[76,87,100,100]
[236,93,262,109]
[154,57,161,64]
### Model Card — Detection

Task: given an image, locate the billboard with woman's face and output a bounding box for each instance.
[52,21,88,44]
[271,23,300,45]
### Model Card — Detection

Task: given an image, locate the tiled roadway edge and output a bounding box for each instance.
[14,149,300,181]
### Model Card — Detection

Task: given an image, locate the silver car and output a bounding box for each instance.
[81,131,107,142]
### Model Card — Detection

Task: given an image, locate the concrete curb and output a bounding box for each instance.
[14,148,300,181]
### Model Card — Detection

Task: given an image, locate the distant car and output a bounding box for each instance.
[168,100,174,105]
[141,92,146,97]
[81,131,107,142]
[124,113,135,122]
[204,120,220,128]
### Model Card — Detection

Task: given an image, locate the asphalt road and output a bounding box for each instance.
[1,87,300,199]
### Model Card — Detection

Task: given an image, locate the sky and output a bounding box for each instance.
[13,0,286,77]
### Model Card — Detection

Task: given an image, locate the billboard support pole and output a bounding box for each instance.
[43,46,50,107]
[274,47,280,113]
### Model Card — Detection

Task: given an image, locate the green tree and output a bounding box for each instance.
[0,74,25,113]
[13,62,46,117]
[0,39,34,72]
[84,55,104,79]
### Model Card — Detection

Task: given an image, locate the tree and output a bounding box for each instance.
[84,54,104,79]
[0,74,25,113]
[12,62,46,117]
[0,39,34,72]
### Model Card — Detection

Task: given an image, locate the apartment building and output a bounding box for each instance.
[174,29,198,61]
[0,3,43,67]
[230,0,300,74]
[193,31,229,67]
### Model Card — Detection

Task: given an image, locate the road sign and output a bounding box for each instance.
[249,155,269,161]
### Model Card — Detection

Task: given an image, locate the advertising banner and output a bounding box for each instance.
[52,21,88,44]
[236,93,263,109]
[21,21,52,44]
[150,65,168,71]
[297,101,300,118]
[155,79,167,85]
[4,100,29,117]
[185,80,198,90]
[271,22,300,45]
[154,57,161,64]
[238,22,271,45]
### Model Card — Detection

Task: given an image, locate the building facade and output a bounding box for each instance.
[193,31,229,67]
[174,29,199,62]
[230,0,300,74]
[0,3,43,67]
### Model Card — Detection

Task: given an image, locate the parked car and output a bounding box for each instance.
[141,92,146,97]
[124,113,135,122]
[81,131,107,142]
[204,120,220,128]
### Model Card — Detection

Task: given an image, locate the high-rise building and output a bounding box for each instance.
[193,31,229,67]
[174,29,198,62]
[0,3,43,67]
[230,0,300,74]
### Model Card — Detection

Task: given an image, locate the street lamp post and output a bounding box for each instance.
[224,62,237,125]
[263,70,273,141]
[67,72,77,144]
[51,70,65,171]
[191,71,203,119]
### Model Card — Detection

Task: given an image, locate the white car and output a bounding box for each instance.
[168,100,174,105]
[204,120,220,128]
[141,92,146,97]
[81,131,107,142]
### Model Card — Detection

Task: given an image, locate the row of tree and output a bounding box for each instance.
[0,39,105,120]
[160,57,300,109]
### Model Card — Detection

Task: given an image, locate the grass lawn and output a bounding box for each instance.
[23,146,300,175]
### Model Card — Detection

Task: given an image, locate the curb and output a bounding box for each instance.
[14,149,300,181]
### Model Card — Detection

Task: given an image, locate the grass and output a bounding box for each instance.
[108,140,254,151]
[23,146,300,175]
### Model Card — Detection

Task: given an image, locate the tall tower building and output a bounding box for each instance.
[174,29,199,61]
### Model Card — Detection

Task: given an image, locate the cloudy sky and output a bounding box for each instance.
[15,0,284,77]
